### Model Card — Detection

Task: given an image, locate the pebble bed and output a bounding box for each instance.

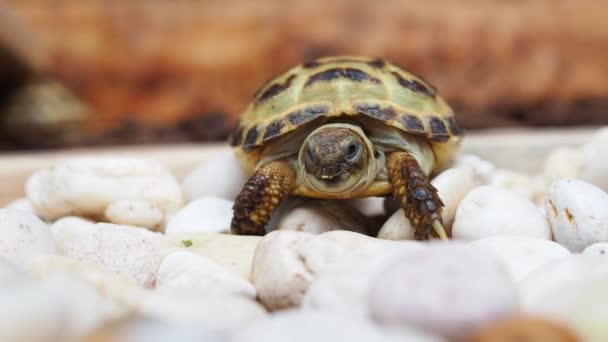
[2,127,608,341]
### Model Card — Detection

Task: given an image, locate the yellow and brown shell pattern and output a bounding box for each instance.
[230,56,462,165]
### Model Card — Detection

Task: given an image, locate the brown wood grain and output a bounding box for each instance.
[2,0,607,140]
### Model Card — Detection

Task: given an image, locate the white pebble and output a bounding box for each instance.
[468,236,570,282]
[542,147,582,185]
[346,197,387,217]
[25,255,145,309]
[0,260,21,283]
[54,222,162,287]
[368,244,518,340]
[583,242,608,256]
[545,179,608,252]
[432,167,479,229]
[251,230,401,310]
[487,169,546,205]
[378,166,477,240]
[105,200,164,230]
[376,211,415,240]
[84,318,219,342]
[164,197,234,234]
[138,292,266,331]
[274,199,369,235]
[4,198,36,215]
[181,153,248,201]
[580,126,608,191]
[41,274,127,339]
[251,231,329,310]
[452,186,551,241]
[519,254,608,341]
[519,254,608,308]
[317,230,402,253]
[0,266,129,341]
[50,215,95,231]
[156,251,255,298]
[303,243,425,318]
[227,310,444,342]
[0,274,66,342]
[451,154,496,184]
[0,208,56,266]
[26,157,184,228]
[158,233,262,280]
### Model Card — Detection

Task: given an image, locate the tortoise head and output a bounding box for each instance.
[299,123,372,194]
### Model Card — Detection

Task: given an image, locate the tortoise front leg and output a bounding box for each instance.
[387,151,448,240]
[231,160,296,235]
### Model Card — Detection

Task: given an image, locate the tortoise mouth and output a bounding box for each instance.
[307,171,362,194]
[318,173,350,186]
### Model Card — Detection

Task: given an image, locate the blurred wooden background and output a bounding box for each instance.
[1,0,607,148]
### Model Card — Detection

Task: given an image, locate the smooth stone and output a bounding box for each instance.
[470,317,580,342]
[518,254,608,308]
[39,274,127,339]
[50,216,95,236]
[468,236,570,282]
[83,318,219,342]
[181,153,248,202]
[274,199,369,235]
[164,197,234,234]
[156,251,255,298]
[156,233,262,280]
[137,292,266,331]
[227,310,445,342]
[347,197,388,217]
[452,186,551,241]
[251,230,402,310]
[251,231,333,311]
[317,230,404,254]
[546,179,608,252]
[53,222,162,287]
[487,169,546,205]
[302,242,425,318]
[451,154,496,184]
[0,208,56,266]
[582,242,608,256]
[0,260,21,282]
[0,273,66,342]
[378,166,477,240]
[368,244,518,341]
[519,255,608,341]
[542,147,582,185]
[4,198,36,215]
[376,210,415,240]
[580,126,608,191]
[0,269,126,341]
[26,157,183,228]
[104,200,164,230]
[25,255,145,309]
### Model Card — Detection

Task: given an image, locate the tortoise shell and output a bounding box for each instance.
[230,56,462,175]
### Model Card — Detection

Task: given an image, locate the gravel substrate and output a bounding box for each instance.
[1,127,608,341]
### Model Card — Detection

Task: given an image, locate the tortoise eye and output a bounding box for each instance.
[304,145,315,163]
[345,143,360,161]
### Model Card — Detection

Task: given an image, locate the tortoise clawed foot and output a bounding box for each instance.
[387,151,447,241]
[432,219,448,241]
[231,160,296,235]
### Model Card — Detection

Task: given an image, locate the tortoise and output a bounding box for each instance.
[229,56,462,240]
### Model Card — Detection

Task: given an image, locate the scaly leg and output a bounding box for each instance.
[231,160,296,235]
[387,151,448,240]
